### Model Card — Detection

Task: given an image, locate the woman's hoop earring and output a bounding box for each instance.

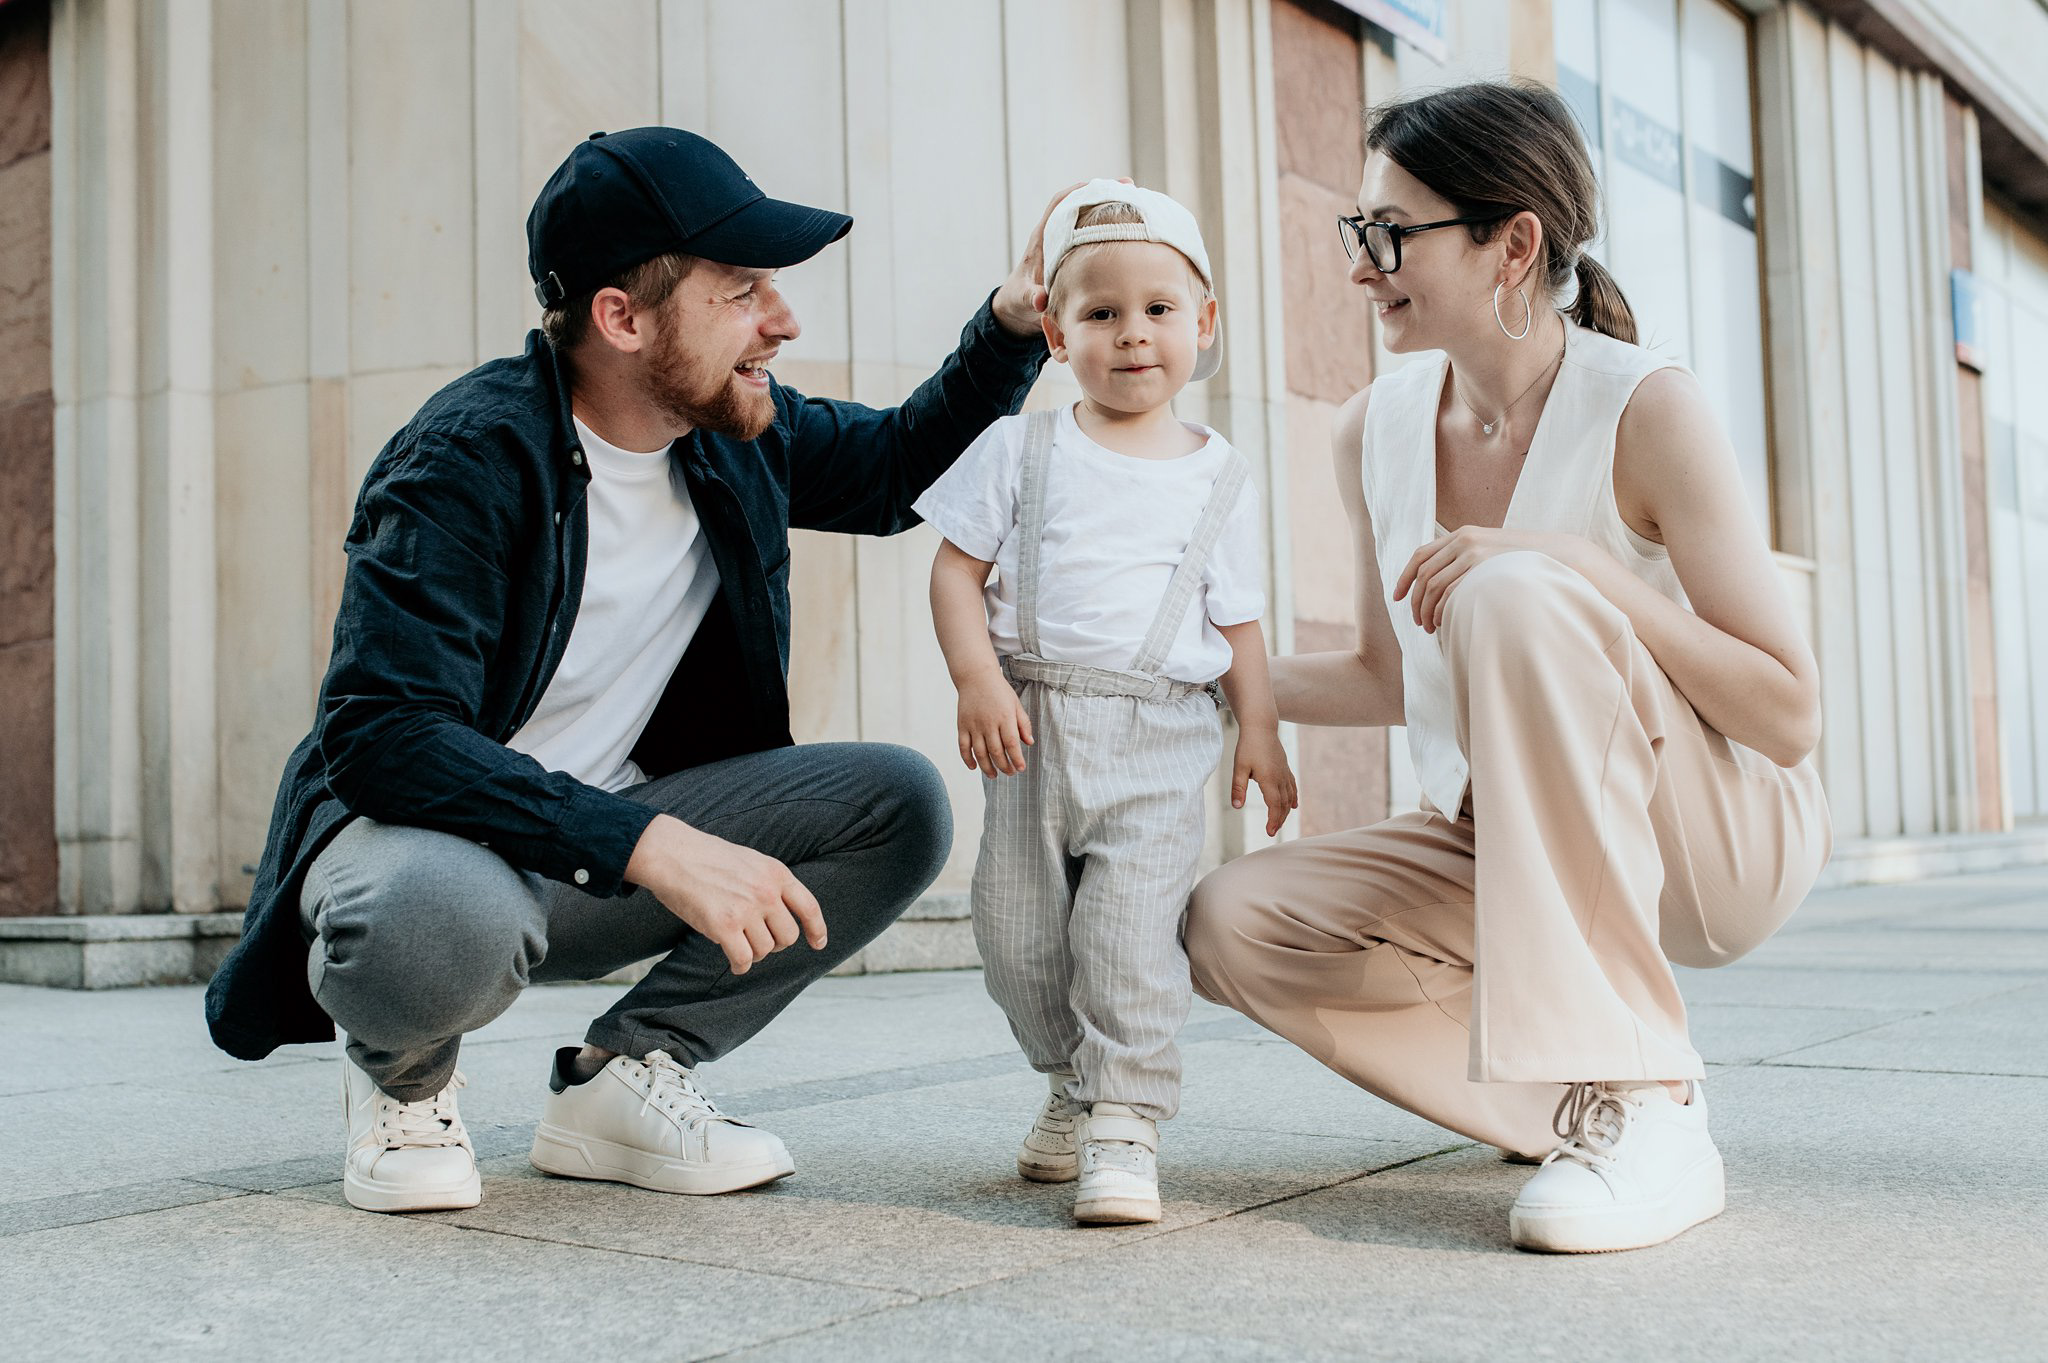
[1494,282,1532,341]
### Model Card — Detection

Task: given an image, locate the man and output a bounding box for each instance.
[205,128,1061,1213]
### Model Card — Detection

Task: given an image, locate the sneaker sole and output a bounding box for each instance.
[343,1169,482,1214]
[1073,1193,1161,1225]
[1509,1153,1725,1253]
[1018,1151,1078,1183]
[528,1124,795,1195]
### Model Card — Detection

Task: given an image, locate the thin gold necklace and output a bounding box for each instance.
[1452,332,1567,437]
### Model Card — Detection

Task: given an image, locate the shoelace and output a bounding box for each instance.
[632,1051,733,1134]
[372,1070,470,1151]
[1084,1139,1153,1176]
[1542,1081,1641,1172]
[1035,1092,1081,1134]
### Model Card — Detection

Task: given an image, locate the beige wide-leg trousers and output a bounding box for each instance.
[1185,551,1831,1157]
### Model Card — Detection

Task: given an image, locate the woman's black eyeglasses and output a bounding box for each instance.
[1338,212,1511,273]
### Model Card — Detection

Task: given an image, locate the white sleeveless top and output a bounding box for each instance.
[1362,321,1685,820]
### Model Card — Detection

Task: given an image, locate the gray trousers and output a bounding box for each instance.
[300,742,950,1100]
[972,671,1222,1121]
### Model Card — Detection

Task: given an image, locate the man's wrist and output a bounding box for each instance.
[983,287,1049,347]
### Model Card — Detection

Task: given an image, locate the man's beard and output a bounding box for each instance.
[644,314,776,441]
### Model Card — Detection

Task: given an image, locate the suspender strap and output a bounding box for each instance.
[1001,654,1217,703]
[1128,450,1250,675]
[1014,409,1058,661]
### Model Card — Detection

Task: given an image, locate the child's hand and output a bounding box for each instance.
[957,671,1034,778]
[1230,728,1299,837]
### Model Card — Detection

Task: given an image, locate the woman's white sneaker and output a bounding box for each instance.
[529,1048,795,1195]
[1018,1072,1085,1182]
[341,1057,482,1213]
[1072,1102,1161,1225]
[1509,1080,1725,1253]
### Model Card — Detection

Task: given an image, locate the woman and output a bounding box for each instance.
[1184,81,1830,1254]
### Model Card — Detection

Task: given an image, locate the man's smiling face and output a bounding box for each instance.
[640,260,801,441]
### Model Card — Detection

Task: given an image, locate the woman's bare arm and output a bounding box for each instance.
[1594,367,1821,766]
[1269,386,1407,728]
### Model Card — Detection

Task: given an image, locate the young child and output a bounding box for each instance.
[913,181,1297,1225]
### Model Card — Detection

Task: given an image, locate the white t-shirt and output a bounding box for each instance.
[911,404,1266,684]
[507,417,721,792]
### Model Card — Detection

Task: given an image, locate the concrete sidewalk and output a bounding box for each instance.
[2,866,2043,1361]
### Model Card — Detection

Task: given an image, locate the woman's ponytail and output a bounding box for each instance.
[1570,255,1637,344]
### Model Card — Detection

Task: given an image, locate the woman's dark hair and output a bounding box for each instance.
[1364,80,1636,344]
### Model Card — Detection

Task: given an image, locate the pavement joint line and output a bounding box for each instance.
[1755,1061,2048,1080]
[401,1213,927,1301]
[691,1143,1475,1362]
[1718,962,2048,978]
[715,1015,1263,1115]
[1688,1000,1939,1015]
[0,1186,253,1239]
[1747,1011,1948,1065]
[694,1298,935,1363]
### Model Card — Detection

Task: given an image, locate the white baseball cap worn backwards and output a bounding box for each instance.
[1042,179,1221,383]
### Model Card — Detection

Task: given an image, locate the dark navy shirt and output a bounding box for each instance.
[206,297,1046,1060]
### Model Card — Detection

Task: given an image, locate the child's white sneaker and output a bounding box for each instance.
[341,1056,481,1213]
[1072,1101,1161,1225]
[1510,1080,1724,1253]
[1018,1071,1085,1182]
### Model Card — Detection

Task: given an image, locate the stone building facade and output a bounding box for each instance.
[3,0,2047,984]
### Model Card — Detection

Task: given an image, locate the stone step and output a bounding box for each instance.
[0,894,983,990]
[13,825,2048,989]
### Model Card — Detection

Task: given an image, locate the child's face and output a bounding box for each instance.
[1042,242,1217,414]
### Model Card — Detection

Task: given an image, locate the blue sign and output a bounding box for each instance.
[1333,0,1448,62]
[1952,267,1983,371]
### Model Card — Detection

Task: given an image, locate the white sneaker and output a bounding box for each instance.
[529,1048,794,1195]
[1072,1101,1161,1225]
[1510,1081,1725,1253]
[1018,1072,1086,1182]
[341,1056,481,1213]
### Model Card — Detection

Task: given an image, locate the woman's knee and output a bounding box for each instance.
[1440,550,1606,639]
[1184,850,1291,997]
[1660,886,1800,971]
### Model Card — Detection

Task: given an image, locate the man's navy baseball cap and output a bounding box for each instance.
[527,128,852,308]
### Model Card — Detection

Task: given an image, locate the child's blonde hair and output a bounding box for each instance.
[1047,201,1212,316]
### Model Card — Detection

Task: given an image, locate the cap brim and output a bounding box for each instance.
[1192,337,1222,384]
[688,196,852,268]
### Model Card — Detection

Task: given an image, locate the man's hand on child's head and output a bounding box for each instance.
[993,177,1137,337]
[957,671,1035,779]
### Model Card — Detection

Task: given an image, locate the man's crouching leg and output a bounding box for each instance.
[302,817,548,1212]
[528,741,952,1195]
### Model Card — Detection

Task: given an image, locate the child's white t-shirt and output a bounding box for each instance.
[911,404,1266,685]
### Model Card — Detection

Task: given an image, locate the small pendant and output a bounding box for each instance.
[1482,421,1495,435]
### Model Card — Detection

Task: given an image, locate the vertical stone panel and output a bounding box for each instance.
[347,0,475,376]
[0,0,55,915]
[1948,96,2005,831]
[850,0,1012,894]
[1831,33,1901,838]
[211,0,312,902]
[1272,0,1385,831]
[701,0,850,370]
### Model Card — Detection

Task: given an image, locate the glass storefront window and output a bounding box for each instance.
[1555,0,1773,537]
